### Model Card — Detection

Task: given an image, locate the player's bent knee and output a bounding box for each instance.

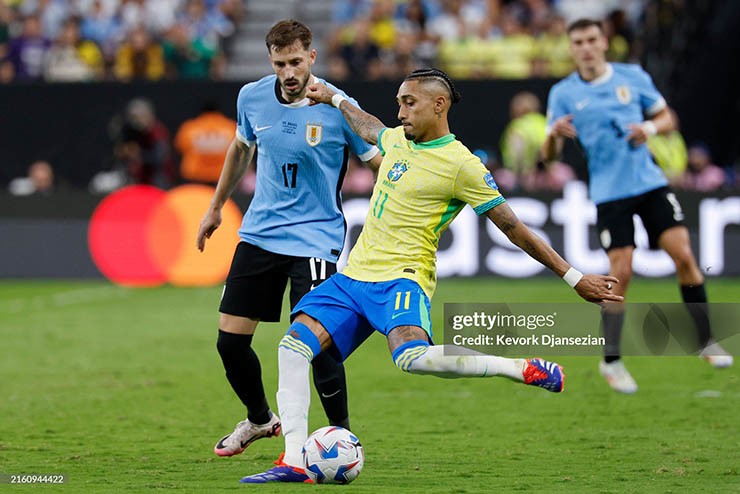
[280,322,322,362]
[392,339,430,372]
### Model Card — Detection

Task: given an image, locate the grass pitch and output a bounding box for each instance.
[1,278,738,493]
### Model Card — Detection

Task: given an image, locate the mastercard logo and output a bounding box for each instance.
[88,184,242,287]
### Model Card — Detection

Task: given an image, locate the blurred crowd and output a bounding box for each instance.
[0,0,242,83]
[326,0,645,81]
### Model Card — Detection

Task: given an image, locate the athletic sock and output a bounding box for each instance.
[680,284,712,348]
[311,351,350,430]
[601,308,625,363]
[276,342,312,467]
[404,345,526,381]
[216,330,270,425]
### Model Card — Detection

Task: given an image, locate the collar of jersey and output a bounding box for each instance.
[408,133,456,149]
[582,63,614,86]
[277,76,319,108]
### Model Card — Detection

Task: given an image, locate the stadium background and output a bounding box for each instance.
[1,1,739,492]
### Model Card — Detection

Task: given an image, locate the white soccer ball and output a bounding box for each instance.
[302,426,364,484]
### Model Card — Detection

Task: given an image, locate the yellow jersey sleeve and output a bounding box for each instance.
[453,158,506,215]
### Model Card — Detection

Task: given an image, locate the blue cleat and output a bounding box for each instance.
[240,454,313,484]
[523,358,565,393]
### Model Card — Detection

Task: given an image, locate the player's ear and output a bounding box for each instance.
[309,48,317,66]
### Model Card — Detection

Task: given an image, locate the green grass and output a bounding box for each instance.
[1,278,738,493]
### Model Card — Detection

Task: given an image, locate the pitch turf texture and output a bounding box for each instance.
[1,278,738,493]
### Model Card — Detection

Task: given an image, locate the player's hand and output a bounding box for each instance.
[196,207,222,252]
[574,274,624,304]
[626,123,649,146]
[306,82,336,106]
[549,115,578,139]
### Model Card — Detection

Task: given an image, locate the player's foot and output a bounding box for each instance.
[523,358,565,392]
[599,359,637,394]
[214,412,281,457]
[699,340,734,369]
[240,453,313,484]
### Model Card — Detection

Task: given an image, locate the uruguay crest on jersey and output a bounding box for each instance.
[616,85,631,104]
[306,122,322,147]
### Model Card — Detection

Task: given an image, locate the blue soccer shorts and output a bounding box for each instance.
[291,273,433,361]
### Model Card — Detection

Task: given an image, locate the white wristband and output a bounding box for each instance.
[331,94,347,109]
[641,120,658,136]
[562,267,583,288]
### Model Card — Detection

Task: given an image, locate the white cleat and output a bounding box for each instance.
[214,412,281,457]
[700,341,734,369]
[599,359,638,394]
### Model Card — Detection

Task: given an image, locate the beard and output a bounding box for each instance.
[281,73,309,97]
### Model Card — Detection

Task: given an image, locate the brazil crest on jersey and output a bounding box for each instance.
[235,75,378,262]
[545,63,668,204]
[341,126,505,297]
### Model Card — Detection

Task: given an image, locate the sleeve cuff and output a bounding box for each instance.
[358,146,379,162]
[235,130,255,147]
[646,97,667,117]
[473,196,506,215]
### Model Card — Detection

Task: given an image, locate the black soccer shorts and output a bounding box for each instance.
[219,241,337,322]
[596,186,685,251]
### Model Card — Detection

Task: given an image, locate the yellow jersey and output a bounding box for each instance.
[342,126,505,297]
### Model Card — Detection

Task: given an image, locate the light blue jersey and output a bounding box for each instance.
[235,75,378,262]
[546,63,668,204]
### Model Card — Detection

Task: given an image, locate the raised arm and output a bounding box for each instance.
[541,114,576,162]
[197,138,255,251]
[486,202,623,304]
[306,83,386,146]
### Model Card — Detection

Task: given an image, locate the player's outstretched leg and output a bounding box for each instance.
[214,329,282,456]
[391,340,565,393]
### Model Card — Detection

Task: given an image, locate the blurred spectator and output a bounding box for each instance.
[535,14,573,77]
[162,23,220,79]
[113,25,165,81]
[174,101,236,184]
[119,0,178,36]
[0,2,14,62]
[680,143,726,192]
[498,91,573,191]
[480,8,537,79]
[18,0,71,41]
[44,17,104,82]
[5,14,51,81]
[604,9,630,62]
[367,0,397,51]
[113,98,174,187]
[79,0,123,60]
[342,156,374,195]
[176,0,234,49]
[8,160,55,195]
[339,19,383,80]
[647,109,687,185]
[393,0,438,70]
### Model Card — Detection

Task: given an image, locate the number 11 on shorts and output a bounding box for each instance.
[394,291,411,310]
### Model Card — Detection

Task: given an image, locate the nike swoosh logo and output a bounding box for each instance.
[575,99,590,111]
[320,389,341,398]
[254,125,272,132]
[391,311,410,319]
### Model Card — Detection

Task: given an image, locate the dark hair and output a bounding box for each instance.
[404,68,462,104]
[567,18,604,34]
[265,19,312,51]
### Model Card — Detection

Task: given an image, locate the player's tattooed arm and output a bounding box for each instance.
[306,83,385,145]
[487,203,623,303]
[487,203,568,275]
[336,102,385,146]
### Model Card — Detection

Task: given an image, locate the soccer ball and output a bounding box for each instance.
[302,426,364,484]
